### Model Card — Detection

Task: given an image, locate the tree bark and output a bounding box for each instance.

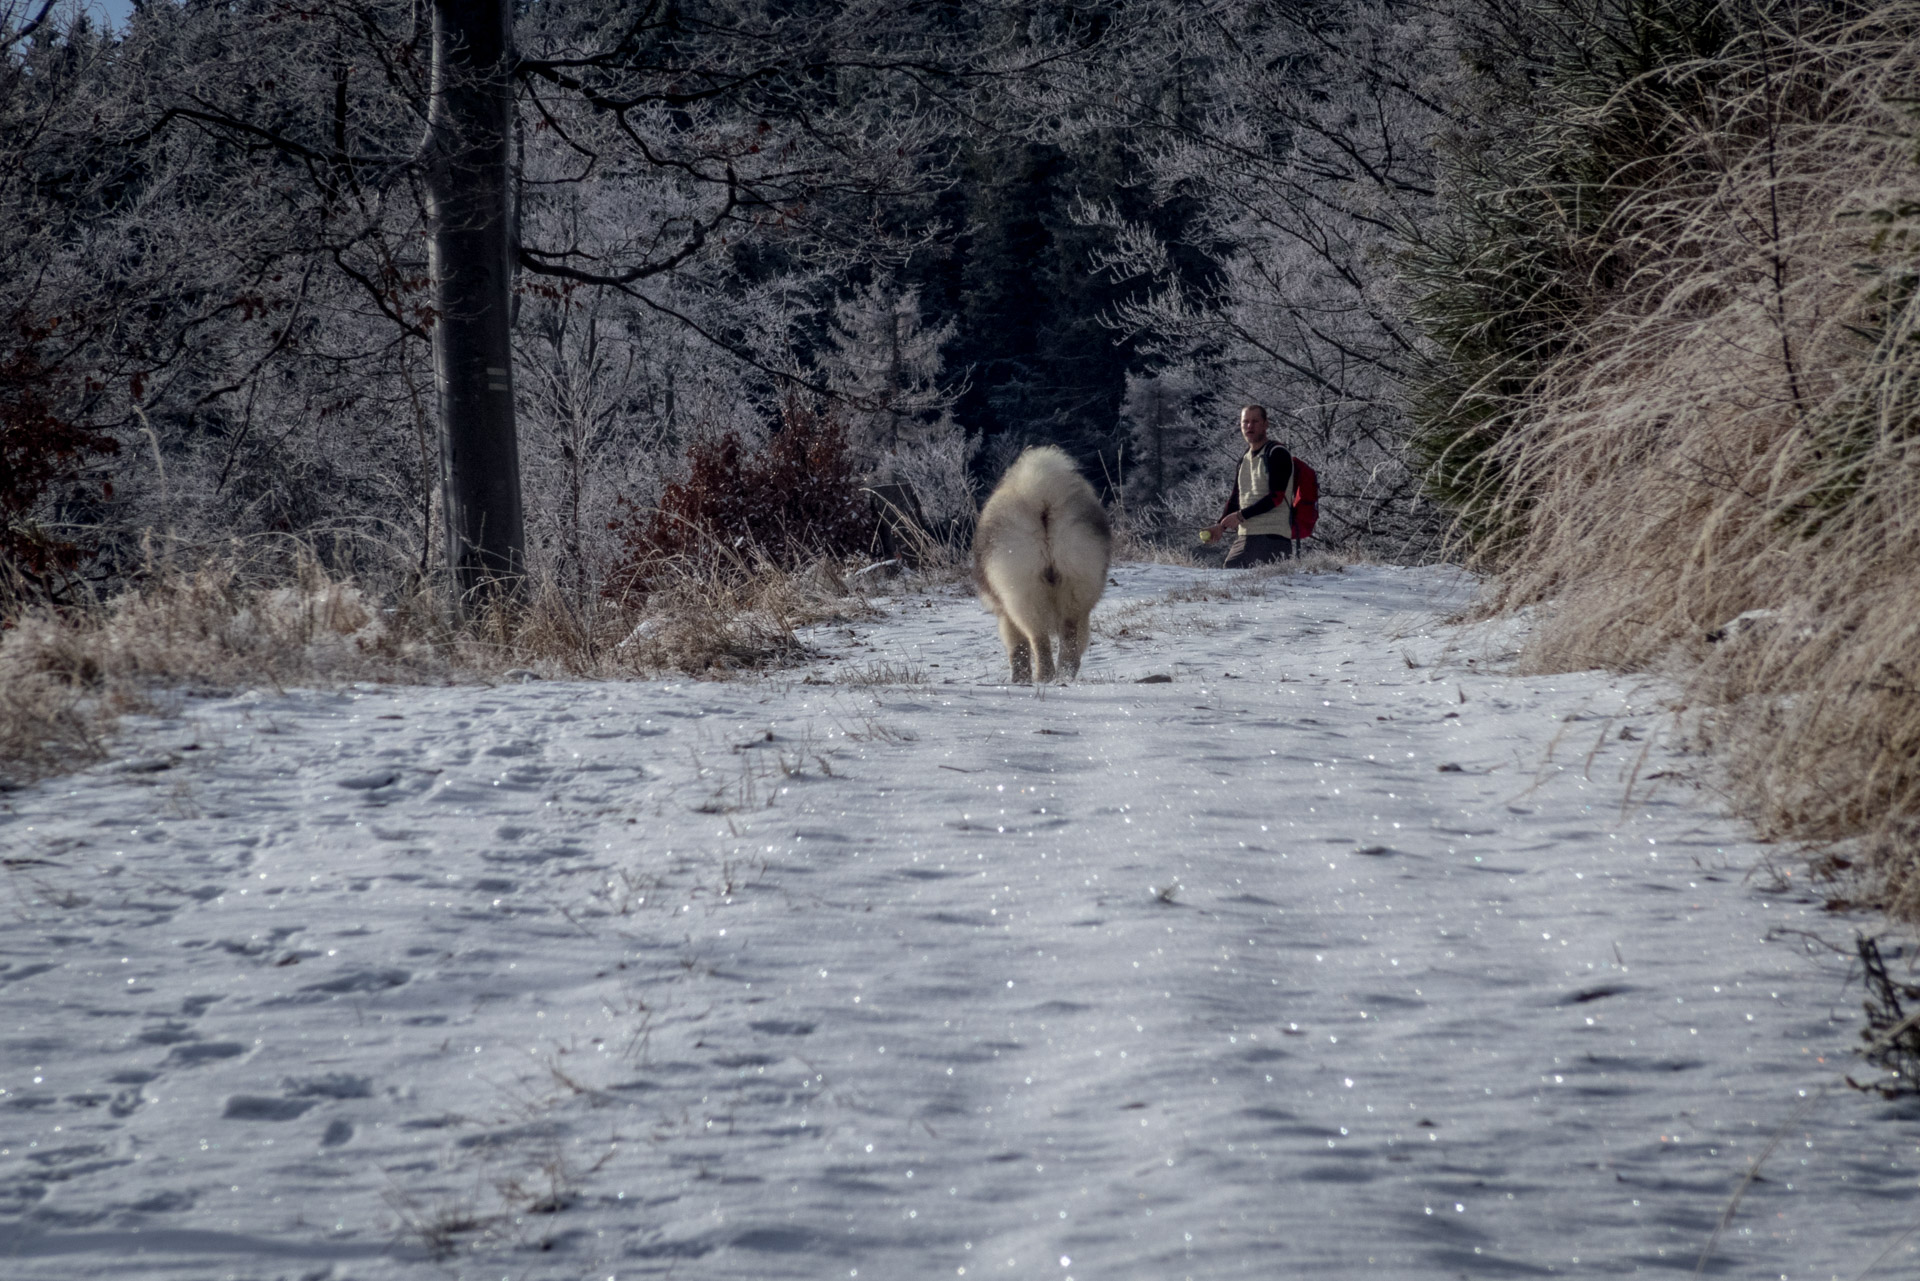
[427,0,524,605]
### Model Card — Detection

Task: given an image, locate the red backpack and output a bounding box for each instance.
[1290,454,1319,540]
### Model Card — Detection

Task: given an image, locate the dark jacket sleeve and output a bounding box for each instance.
[1234,444,1293,520]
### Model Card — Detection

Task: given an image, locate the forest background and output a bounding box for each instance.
[7,0,1920,924]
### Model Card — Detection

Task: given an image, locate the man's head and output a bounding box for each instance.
[1239,405,1269,449]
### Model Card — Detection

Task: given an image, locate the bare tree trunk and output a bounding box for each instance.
[427,0,524,604]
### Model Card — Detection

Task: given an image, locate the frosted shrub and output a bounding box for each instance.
[602,398,874,602]
[870,421,979,545]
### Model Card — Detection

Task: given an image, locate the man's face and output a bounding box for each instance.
[1240,408,1268,448]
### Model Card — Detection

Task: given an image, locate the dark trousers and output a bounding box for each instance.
[1223,534,1292,567]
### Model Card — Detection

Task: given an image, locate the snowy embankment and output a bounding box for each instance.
[0,562,1913,1280]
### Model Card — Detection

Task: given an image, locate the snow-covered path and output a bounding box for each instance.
[1,563,1913,1280]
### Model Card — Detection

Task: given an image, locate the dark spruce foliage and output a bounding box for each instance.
[1405,0,1737,551]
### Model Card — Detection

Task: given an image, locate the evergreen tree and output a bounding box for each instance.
[821,280,957,465]
[925,134,1173,485]
[1117,365,1210,514]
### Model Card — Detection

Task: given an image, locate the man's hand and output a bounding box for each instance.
[1219,512,1244,532]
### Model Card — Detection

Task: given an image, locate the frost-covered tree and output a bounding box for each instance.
[0,0,435,591]
[820,281,957,463]
[510,138,801,605]
[868,422,979,539]
[513,267,800,604]
[813,277,990,536]
[1042,0,1464,551]
[6,0,1093,603]
[1117,365,1211,513]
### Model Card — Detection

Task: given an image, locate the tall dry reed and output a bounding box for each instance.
[1471,2,1920,911]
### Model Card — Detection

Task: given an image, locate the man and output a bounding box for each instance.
[1205,405,1295,567]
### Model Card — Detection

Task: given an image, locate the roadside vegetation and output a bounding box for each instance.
[0,541,888,789]
[1407,0,1920,916]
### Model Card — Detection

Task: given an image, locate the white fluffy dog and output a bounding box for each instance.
[972,446,1112,683]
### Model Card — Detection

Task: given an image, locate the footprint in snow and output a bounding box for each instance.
[284,1073,374,1099]
[123,1188,195,1214]
[163,1041,248,1067]
[301,967,411,994]
[0,962,59,986]
[223,1095,318,1121]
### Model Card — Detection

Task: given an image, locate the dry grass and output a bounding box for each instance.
[0,680,111,791]
[1124,540,1207,567]
[1107,502,1205,566]
[862,506,979,586]
[0,545,878,789]
[831,657,929,686]
[1467,3,1920,913]
[0,553,443,787]
[598,555,876,676]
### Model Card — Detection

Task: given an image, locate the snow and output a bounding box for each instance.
[1,561,1914,1279]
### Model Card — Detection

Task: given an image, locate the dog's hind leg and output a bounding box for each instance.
[1059,611,1090,679]
[1032,630,1057,683]
[998,613,1034,684]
